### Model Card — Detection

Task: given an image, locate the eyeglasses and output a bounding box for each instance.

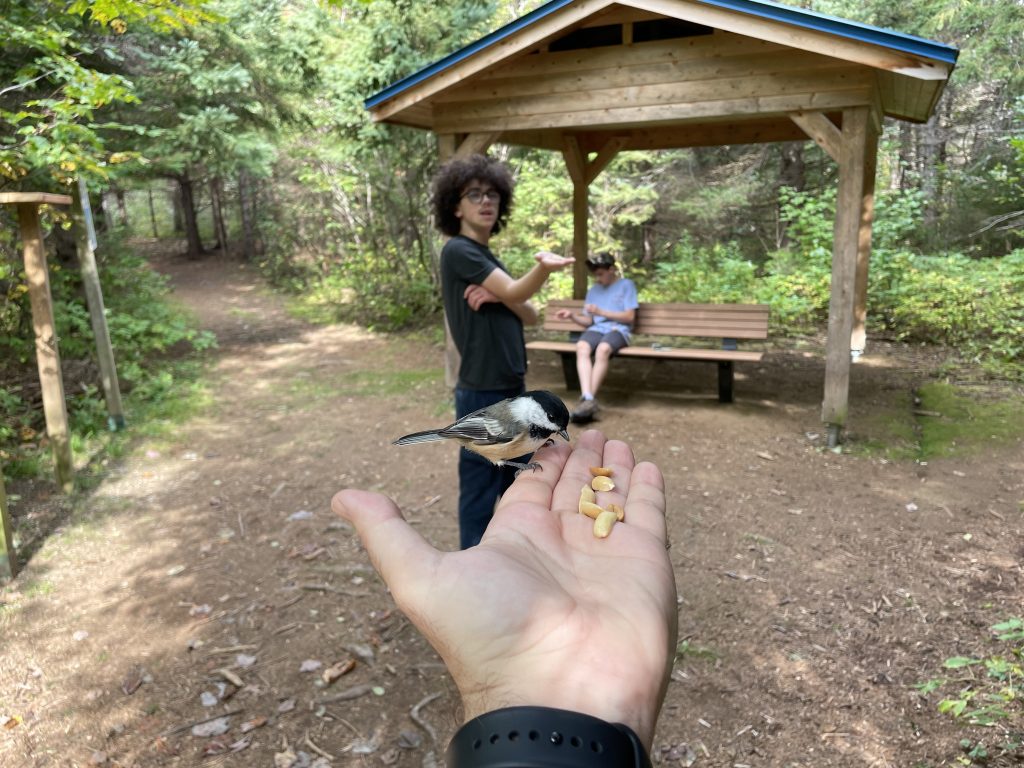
[461,188,501,204]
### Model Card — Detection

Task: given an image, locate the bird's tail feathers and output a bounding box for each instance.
[392,430,445,446]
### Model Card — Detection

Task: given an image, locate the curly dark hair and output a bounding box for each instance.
[430,154,515,237]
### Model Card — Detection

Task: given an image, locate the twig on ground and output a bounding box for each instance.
[410,692,443,745]
[305,730,335,761]
[317,683,374,704]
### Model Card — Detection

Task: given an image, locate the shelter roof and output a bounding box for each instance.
[365,0,959,149]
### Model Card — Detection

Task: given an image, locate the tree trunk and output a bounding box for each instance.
[171,179,184,233]
[147,187,159,238]
[116,190,129,227]
[178,173,205,259]
[777,141,806,248]
[918,112,943,230]
[238,171,254,261]
[210,176,229,254]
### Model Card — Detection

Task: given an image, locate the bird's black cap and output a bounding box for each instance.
[525,390,570,430]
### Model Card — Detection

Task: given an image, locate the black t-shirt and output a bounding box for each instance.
[441,235,526,390]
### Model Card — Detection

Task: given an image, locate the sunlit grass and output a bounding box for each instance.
[849,382,1024,461]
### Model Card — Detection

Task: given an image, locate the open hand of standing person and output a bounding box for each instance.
[332,429,678,749]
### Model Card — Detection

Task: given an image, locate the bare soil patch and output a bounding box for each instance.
[2,243,1022,767]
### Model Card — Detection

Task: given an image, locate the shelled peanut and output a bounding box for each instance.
[579,467,622,538]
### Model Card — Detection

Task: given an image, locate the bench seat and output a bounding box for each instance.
[526,300,769,402]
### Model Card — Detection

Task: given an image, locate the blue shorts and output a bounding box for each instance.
[579,329,629,354]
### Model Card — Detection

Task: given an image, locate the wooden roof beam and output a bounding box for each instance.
[790,111,842,161]
[370,0,617,122]
[627,0,952,81]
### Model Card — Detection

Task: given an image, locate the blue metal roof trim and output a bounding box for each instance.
[364,0,578,109]
[365,0,959,110]
[700,0,959,64]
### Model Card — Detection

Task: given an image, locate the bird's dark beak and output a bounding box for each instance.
[558,429,570,441]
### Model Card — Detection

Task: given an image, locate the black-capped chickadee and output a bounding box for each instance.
[393,390,571,472]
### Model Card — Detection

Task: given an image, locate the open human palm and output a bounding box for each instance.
[332,429,678,747]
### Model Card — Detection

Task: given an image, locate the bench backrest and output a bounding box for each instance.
[542,299,770,340]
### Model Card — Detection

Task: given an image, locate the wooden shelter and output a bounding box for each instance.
[364,0,958,444]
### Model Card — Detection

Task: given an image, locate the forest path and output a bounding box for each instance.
[1,241,1022,767]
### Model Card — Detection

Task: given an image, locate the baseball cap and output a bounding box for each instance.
[586,252,616,270]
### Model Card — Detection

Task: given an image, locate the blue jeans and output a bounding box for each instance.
[455,385,525,549]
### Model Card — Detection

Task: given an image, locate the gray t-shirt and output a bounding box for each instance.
[441,235,526,391]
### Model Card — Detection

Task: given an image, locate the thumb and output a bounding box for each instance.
[332,489,440,594]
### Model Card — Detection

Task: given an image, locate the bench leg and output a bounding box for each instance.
[559,353,580,391]
[717,361,734,403]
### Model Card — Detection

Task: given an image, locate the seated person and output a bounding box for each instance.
[554,253,638,423]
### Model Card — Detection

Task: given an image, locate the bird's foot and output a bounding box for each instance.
[502,460,542,476]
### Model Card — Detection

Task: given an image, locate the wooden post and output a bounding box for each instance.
[562,136,627,298]
[0,194,75,491]
[562,137,589,299]
[73,184,126,431]
[821,107,871,447]
[851,123,879,356]
[1,471,17,581]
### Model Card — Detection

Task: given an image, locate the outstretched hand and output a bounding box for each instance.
[332,429,678,748]
[533,251,575,272]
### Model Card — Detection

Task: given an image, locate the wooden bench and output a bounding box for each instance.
[526,300,770,403]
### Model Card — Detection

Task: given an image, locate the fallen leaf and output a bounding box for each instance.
[121,665,145,695]
[236,654,257,668]
[321,657,355,685]
[273,748,298,768]
[277,698,296,714]
[191,717,231,738]
[240,716,267,733]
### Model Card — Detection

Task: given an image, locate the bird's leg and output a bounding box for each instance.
[500,459,543,475]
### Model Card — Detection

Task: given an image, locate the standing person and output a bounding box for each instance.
[431,154,574,549]
[554,252,638,423]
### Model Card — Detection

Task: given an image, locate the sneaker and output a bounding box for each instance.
[571,397,599,424]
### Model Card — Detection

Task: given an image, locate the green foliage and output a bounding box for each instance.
[917,617,1023,765]
[0,0,216,188]
[1,229,215,477]
[642,239,759,304]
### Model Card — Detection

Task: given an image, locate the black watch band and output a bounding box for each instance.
[447,706,652,768]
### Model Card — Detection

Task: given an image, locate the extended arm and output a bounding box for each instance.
[480,251,574,305]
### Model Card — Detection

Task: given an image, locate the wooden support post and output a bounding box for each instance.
[851,123,879,356]
[562,136,625,298]
[1,471,17,581]
[0,194,75,491]
[822,107,871,446]
[73,184,126,430]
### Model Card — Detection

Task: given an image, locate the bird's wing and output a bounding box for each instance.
[439,414,513,444]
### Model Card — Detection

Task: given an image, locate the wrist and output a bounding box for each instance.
[448,706,652,768]
[458,675,661,748]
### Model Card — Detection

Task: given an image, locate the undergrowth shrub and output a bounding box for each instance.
[1,231,215,475]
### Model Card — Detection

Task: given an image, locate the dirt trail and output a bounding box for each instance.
[2,244,1022,767]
